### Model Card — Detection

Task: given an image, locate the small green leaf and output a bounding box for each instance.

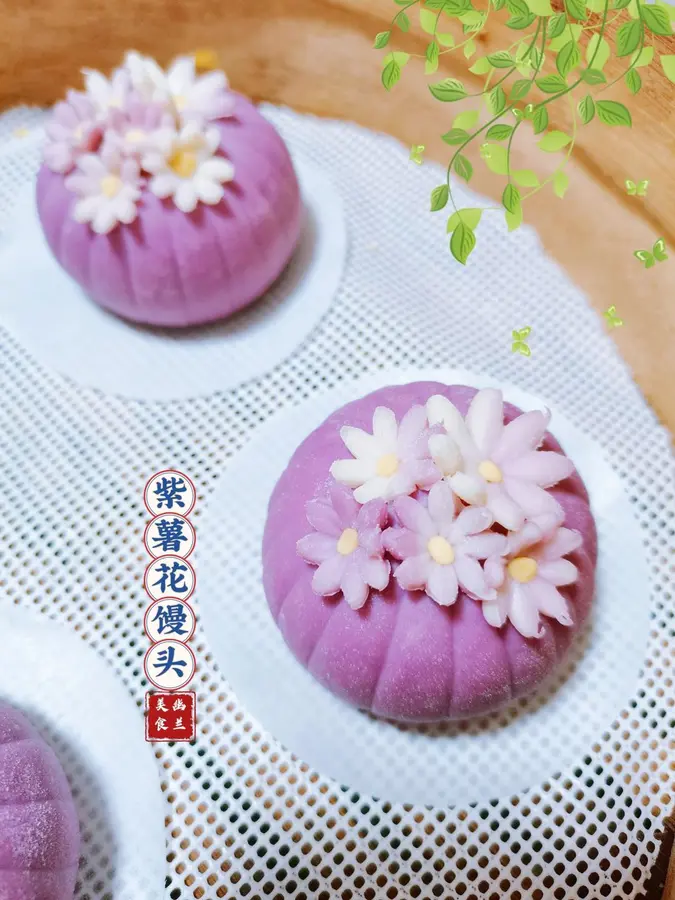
[460,10,485,30]
[430,184,449,211]
[586,34,610,69]
[578,94,595,123]
[613,0,631,7]
[507,0,530,14]
[513,168,539,187]
[446,208,483,232]
[538,129,572,152]
[631,46,654,67]
[661,54,675,82]
[374,31,391,49]
[429,77,468,101]
[469,57,492,74]
[625,68,642,94]
[442,128,471,144]
[453,109,480,130]
[450,221,477,264]
[506,14,536,28]
[396,11,411,31]
[526,0,554,14]
[580,68,606,84]
[505,204,524,231]
[596,99,632,126]
[641,3,672,34]
[586,0,605,10]
[453,154,473,182]
[616,19,643,56]
[419,8,439,33]
[564,0,586,19]
[502,183,521,213]
[510,79,531,101]
[557,40,581,76]
[627,0,640,18]
[425,41,440,73]
[481,143,509,174]
[486,124,515,140]
[382,60,401,91]
[384,51,411,65]
[553,169,570,198]
[536,73,567,93]
[532,106,549,134]
[487,51,515,68]
[488,86,506,114]
[548,13,567,37]
[464,38,477,58]
[492,0,507,8]
[437,32,456,46]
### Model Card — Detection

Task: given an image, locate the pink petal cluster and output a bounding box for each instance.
[296,482,390,610]
[43,90,101,174]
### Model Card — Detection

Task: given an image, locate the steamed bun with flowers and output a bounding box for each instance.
[36,52,302,327]
[262,383,597,723]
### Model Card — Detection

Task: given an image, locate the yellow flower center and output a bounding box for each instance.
[376,453,399,478]
[125,128,146,144]
[478,459,503,483]
[194,49,220,72]
[427,535,455,566]
[100,175,123,199]
[168,149,198,179]
[173,94,187,111]
[507,556,538,583]
[336,528,359,556]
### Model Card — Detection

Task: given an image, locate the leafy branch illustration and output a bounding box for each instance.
[375,0,675,264]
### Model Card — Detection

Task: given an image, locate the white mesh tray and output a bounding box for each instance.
[0,103,673,899]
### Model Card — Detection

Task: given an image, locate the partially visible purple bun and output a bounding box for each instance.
[0,701,80,900]
[36,93,302,328]
[263,383,597,723]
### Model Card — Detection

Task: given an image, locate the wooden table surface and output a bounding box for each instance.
[1,2,673,893]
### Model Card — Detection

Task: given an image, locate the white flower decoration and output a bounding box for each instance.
[64,140,142,235]
[427,389,574,532]
[163,55,235,123]
[122,51,168,103]
[142,122,234,213]
[82,67,131,116]
[330,405,440,504]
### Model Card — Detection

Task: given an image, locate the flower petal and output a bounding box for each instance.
[340,564,369,610]
[428,433,461,477]
[199,157,235,182]
[406,458,441,490]
[448,471,486,506]
[506,521,543,556]
[312,555,347,596]
[392,495,434,537]
[466,388,503,457]
[372,407,398,450]
[531,579,573,626]
[427,563,459,607]
[462,531,507,559]
[382,527,423,560]
[427,480,457,529]
[92,205,118,235]
[195,177,224,205]
[340,425,379,461]
[330,482,360,527]
[330,458,374,488]
[493,409,550,463]
[454,554,494,601]
[358,554,390,591]
[397,405,428,456]
[394,554,431,591]
[509,583,544,638]
[426,394,474,459]
[486,483,525,531]
[484,555,506,589]
[482,597,508,628]
[354,476,392,503]
[536,558,578,586]
[355,497,387,533]
[297,532,338,565]
[149,173,176,199]
[72,195,103,223]
[541,527,583,561]
[305,497,342,536]
[502,451,574,486]
[174,181,198,213]
[504,479,561,520]
[454,505,493,536]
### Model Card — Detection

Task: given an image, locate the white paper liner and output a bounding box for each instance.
[0,608,165,900]
[197,367,651,807]
[0,152,347,399]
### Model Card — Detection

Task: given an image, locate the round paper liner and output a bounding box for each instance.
[0,608,165,900]
[0,154,347,399]
[197,367,651,807]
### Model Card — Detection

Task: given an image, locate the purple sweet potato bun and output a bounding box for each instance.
[262,383,597,723]
[0,701,80,900]
[35,93,302,328]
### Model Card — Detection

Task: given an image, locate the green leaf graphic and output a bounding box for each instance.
[564,0,586,19]
[442,128,471,144]
[532,106,549,134]
[538,130,571,152]
[469,57,492,74]
[431,184,449,211]
[453,109,480,130]
[557,40,581,76]
[527,0,554,14]
[429,78,468,100]
[661,54,675,82]
[513,168,540,187]
[578,94,595,123]
[374,31,391,49]
[553,170,570,198]
[446,208,483,231]
[536,73,567,92]
[419,8,439,33]
[488,51,515,68]
[505,204,524,231]
[616,19,642,56]
[488,85,507,114]
[631,46,654,67]
[502,183,521,213]
[382,60,401,90]
[481,143,509,174]
[625,68,642,93]
[426,41,440,73]
[580,68,607,84]
[486,124,515,140]
[596,99,632,126]
[396,11,411,31]
[450,221,477,264]
[641,4,672,34]
[586,34,610,69]
[454,153,474,181]
[506,14,536,28]
[548,13,567,37]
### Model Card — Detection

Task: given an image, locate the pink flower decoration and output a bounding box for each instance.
[383,481,506,607]
[481,521,582,638]
[296,482,391,610]
[427,389,575,532]
[330,405,441,503]
[107,96,175,155]
[43,90,101,174]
